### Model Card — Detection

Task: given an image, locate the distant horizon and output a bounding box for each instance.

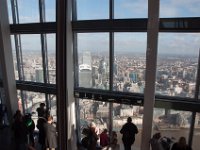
[17,49,198,58]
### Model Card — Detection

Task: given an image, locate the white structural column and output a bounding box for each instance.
[56,0,76,149]
[66,0,77,149]
[141,0,160,150]
[0,0,18,120]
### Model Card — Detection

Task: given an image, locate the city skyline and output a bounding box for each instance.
[7,0,200,55]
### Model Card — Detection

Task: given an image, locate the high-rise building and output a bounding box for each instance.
[35,68,43,82]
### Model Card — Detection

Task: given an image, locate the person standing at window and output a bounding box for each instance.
[100,129,109,148]
[120,117,138,150]
[44,116,57,150]
[171,137,192,150]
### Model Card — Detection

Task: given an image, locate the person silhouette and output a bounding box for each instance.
[171,136,192,150]
[150,132,164,150]
[120,117,138,150]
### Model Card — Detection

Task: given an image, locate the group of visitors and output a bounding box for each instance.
[150,132,192,150]
[12,102,57,150]
[81,117,138,150]
[12,110,35,150]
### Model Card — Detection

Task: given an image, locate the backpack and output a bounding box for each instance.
[81,136,90,148]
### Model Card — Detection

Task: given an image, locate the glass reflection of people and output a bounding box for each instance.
[171,137,192,150]
[88,122,99,150]
[36,103,47,118]
[120,117,138,150]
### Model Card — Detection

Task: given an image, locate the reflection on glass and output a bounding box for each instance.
[193,113,200,150]
[48,94,57,120]
[114,33,147,93]
[76,0,109,20]
[17,91,57,125]
[77,33,109,89]
[45,0,56,22]
[20,34,43,82]
[0,88,5,104]
[160,0,200,18]
[114,0,148,19]
[47,34,56,84]
[156,33,199,98]
[17,0,39,23]
[113,104,142,150]
[11,35,19,80]
[152,108,191,147]
[7,0,13,24]
[79,99,110,140]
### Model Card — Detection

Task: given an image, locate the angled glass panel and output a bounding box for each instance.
[18,0,39,23]
[114,0,148,19]
[79,99,110,133]
[160,0,200,18]
[17,91,46,124]
[76,0,109,20]
[48,94,57,121]
[156,33,199,98]
[77,33,109,89]
[20,34,43,83]
[47,34,56,84]
[193,113,200,150]
[11,35,19,80]
[114,33,147,93]
[198,83,200,100]
[45,0,56,22]
[113,104,142,150]
[152,108,191,146]
[0,88,5,104]
[7,0,13,24]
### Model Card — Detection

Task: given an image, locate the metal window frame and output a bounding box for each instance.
[7,0,200,149]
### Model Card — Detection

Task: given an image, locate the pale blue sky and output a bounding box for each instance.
[7,0,200,55]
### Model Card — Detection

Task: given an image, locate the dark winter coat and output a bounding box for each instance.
[171,143,192,150]
[120,122,138,145]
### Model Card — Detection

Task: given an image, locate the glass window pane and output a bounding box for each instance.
[113,104,142,150]
[156,33,199,98]
[18,91,57,121]
[45,0,56,22]
[77,33,109,89]
[7,0,13,24]
[79,99,110,144]
[47,34,56,84]
[193,113,200,150]
[160,0,200,18]
[114,33,147,93]
[76,0,109,20]
[199,86,200,99]
[11,35,19,80]
[18,0,39,23]
[49,94,57,121]
[20,34,43,82]
[114,0,148,19]
[153,108,191,146]
[0,88,5,104]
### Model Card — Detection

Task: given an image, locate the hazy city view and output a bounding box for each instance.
[78,50,197,98]
[12,47,199,149]
[78,99,200,150]
[11,44,200,149]
[4,0,200,149]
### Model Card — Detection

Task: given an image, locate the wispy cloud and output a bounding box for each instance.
[160,0,200,17]
[115,0,147,18]
[158,33,200,55]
